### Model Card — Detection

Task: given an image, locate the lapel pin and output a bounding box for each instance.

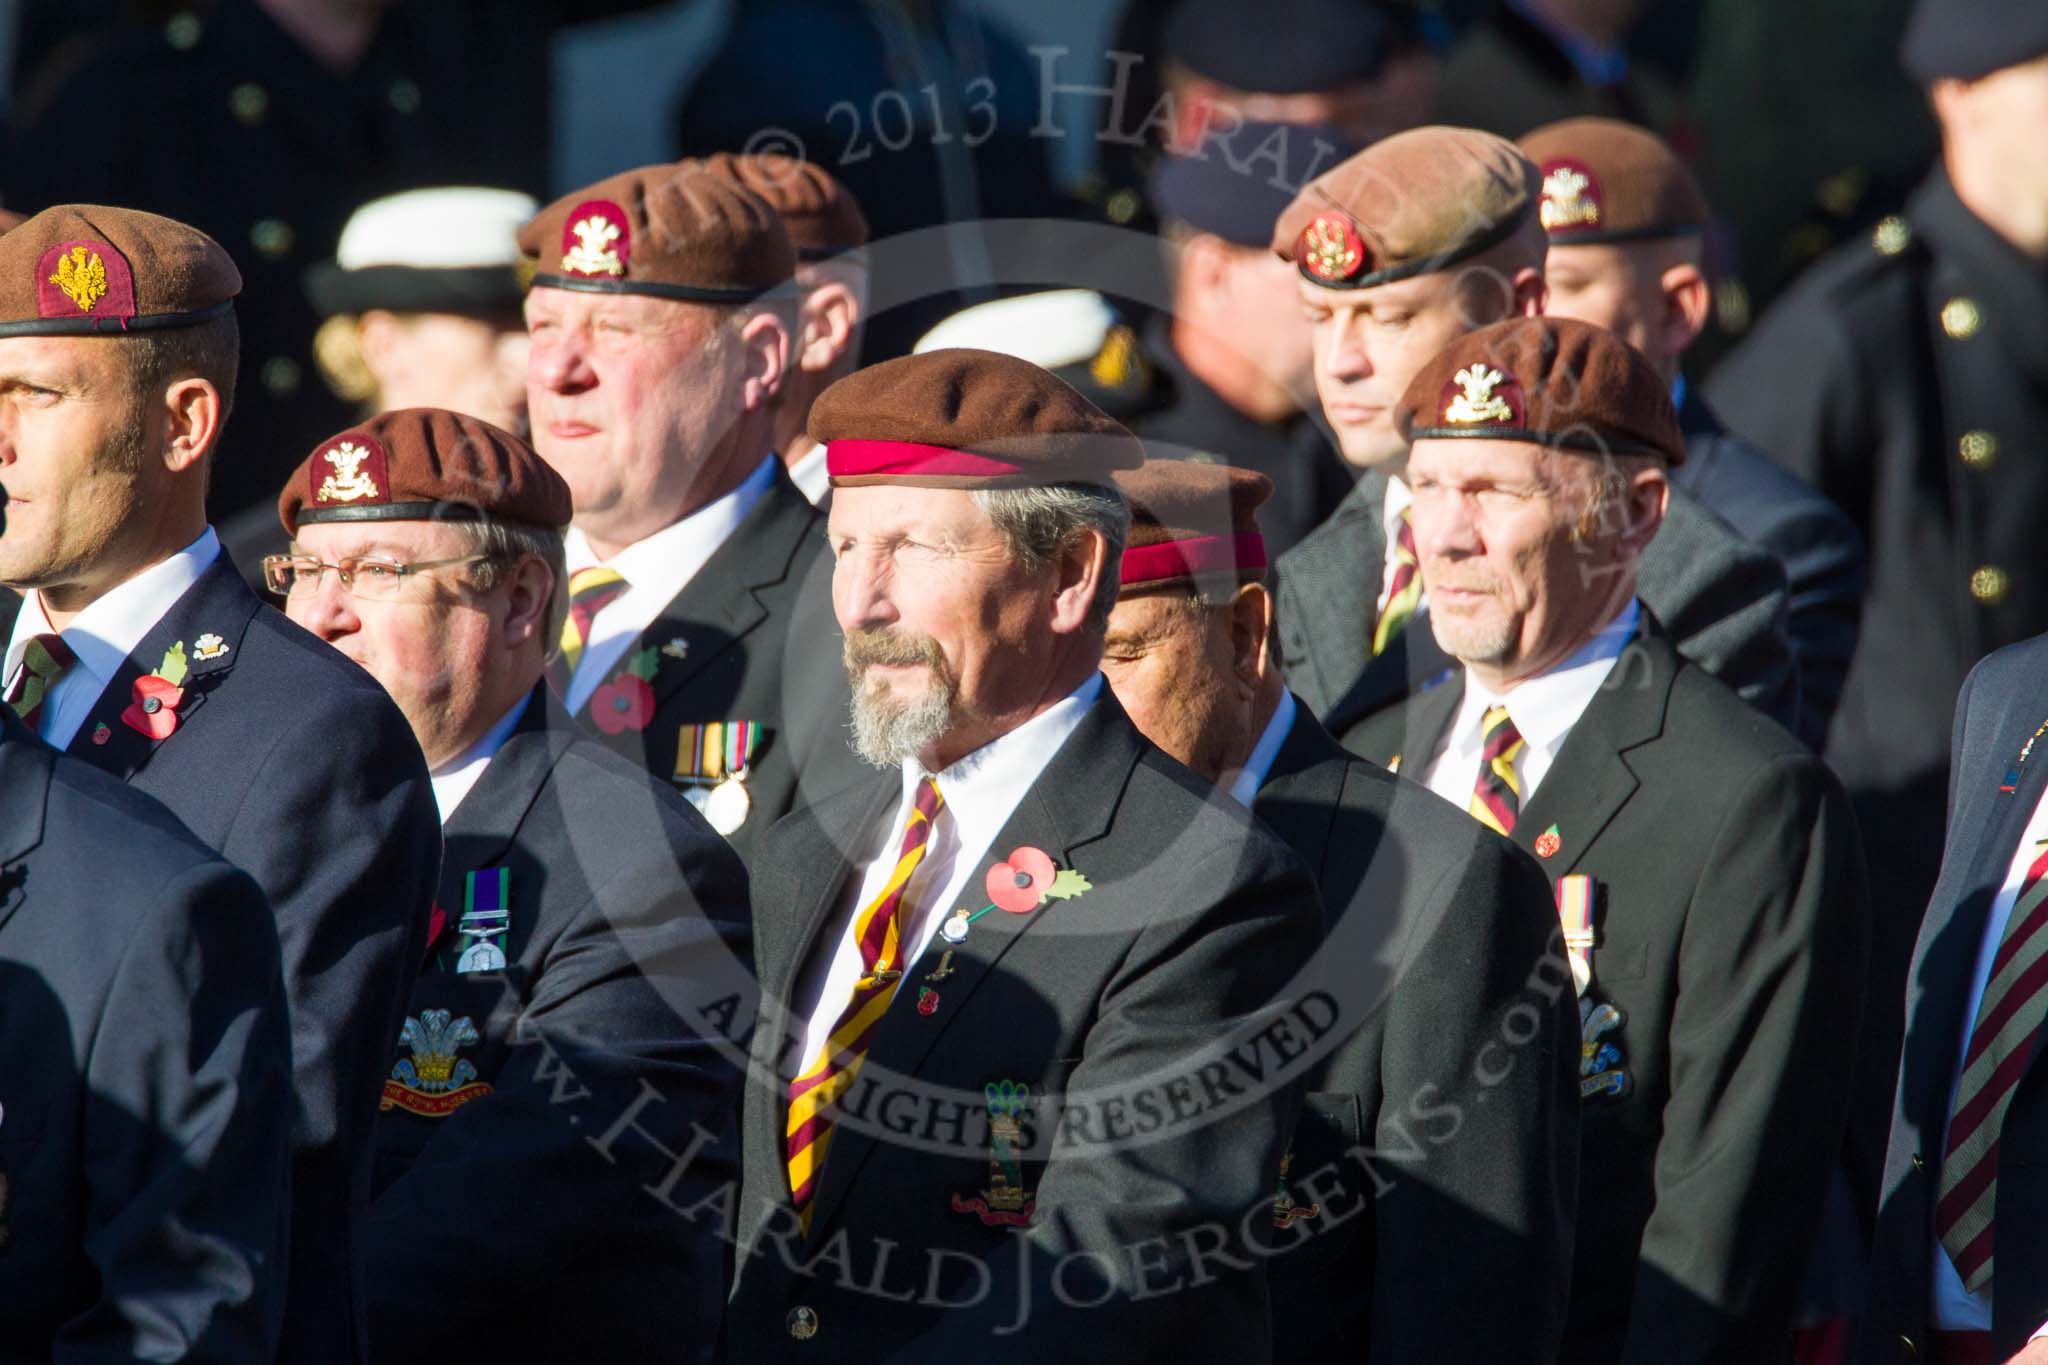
[925,949,957,981]
[91,722,111,745]
[192,633,229,662]
[916,988,940,1016]
[661,637,690,661]
[1534,823,1562,858]
[940,908,972,944]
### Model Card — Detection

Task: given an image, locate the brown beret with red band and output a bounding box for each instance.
[1272,126,1539,289]
[1397,316,1685,465]
[518,160,795,303]
[0,204,239,337]
[1115,459,1273,596]
[812,348,1145,489]
[698,152,869,261]
[279,407,573,535]
[1519,117,1710,245]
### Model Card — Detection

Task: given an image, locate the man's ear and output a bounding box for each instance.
[1514,264,1547,318]
[160,376,223,474]
[1617,466,1670,561]
[1048,528,1111,636]
[1657,259,1712,361]
[734,310,790,412]
[1229,582,1273,691]
[1178,231,1234,306]
[500,553,555,648]
[796,279,861,375]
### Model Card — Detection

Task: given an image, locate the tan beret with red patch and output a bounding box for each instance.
[1519,117,1710,244]
[1271,126,1539,289]
[1114,459,1273,596]
[279,407,573,535]
[698,152,869,260]
[518,160,795,302]
[0,204,239,337]
[811,348,1145,488]
[1396,316,1685,465]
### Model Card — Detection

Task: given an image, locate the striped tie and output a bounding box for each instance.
[785,777,945,1228]
[548,566,628,692]
[1372,507,1422,657]
[1469,704,1526,836]
[4,633,75,733]
[1937,843,2048,1293]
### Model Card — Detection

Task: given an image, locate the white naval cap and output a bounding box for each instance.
[307,186,539,316]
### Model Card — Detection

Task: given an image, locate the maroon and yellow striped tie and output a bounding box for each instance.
[547,566,629,693]
[1937,843,2048,1293]
[785,777,945,1227]
[4,633,75,733]
[1469,704,1525,836]
[1372,507,1422,657]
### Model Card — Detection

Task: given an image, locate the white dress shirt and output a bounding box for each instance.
[791,674,1103,1080]
[2,527,220,749]
[785,440,830,507]
[1228,690,1297,807]
[429,693,531,824]
[1933,778,2048,1338]
[1419,599,1640,809]
[560,455,776,714]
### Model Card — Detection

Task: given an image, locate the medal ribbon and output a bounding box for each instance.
[1555,874,1595,991]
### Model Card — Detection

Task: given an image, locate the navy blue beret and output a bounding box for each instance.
[1149,120,1364,247]
[1902,0,2048,80]
[1162,0,1423,94]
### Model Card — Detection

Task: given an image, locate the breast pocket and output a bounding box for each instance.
[374,969,531,1192]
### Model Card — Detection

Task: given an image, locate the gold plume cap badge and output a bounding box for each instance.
[1445,364,1516,424]
[50,246,108,312]
[1540,166,1600,230]
[316,441,380,503]
[562,215,625,277]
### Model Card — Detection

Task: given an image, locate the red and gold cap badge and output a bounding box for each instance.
[1297,210,1365,284]
[35,240,137,321]
[1539,160,1603,232]
[311,432,391,507]
[559,199,629,278]
[1440,363,1524,427]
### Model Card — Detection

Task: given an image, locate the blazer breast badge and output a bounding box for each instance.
[382,1009,493,1118]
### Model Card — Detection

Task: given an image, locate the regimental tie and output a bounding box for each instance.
[547,566,629,693]
[3,633,76,733]
[1937,842,2048,1293]
[785,777,946,1230]
[1372,507,1422,657]
[1469,704,1526,836]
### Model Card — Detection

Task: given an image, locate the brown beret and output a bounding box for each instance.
[0,209,24,234]
[812,348,1145,489]
[1519,118,1710,245]
[1396,317,1685,465]
[518,160,795,303]
[1115,459,1273,596]
[698,152,868,260]
[279,407,573,535]
[0,204,239,337]
[1272,126,1539,289]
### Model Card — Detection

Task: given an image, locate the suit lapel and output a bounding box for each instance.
[1386,667,1464,777]
[1514,633,1672,873]
[65,558,260,783]
[1253,701,1348,883]
[801,693,1140,1238]
[431,688,578,949]
[0,716,50,937]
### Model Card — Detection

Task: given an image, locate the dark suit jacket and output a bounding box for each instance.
[1344,627,1869,1365]
[1254,703,1579,1362]
[725,691,1322,1362]
[567,465,865,868]
[366,686,754,1364]
[1673,389,1866,751]
[0,710,294,1363]
[1276,469,1801,742]
[1865,632,2048,1361]
[1,556,441,1365]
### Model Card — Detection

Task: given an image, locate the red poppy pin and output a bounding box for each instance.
[121,642,190,740]
[985,846,1093,915]
[591,647,659,735]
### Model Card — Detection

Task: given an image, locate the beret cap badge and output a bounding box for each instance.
[1300,210,1365,283]
[1443,364,1520,425]
[560,201,628,278]
[1539,161,1603,231]
[314,436,389,505]
[48,246,108,312]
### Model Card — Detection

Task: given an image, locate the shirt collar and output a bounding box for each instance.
[6,527,221,690]
[899,672,1104,855]
[784,441,830,506]
[565,454,777,577]
[1230,690,1297,806]
[1460,597,1640,755]
[429,692,532,823]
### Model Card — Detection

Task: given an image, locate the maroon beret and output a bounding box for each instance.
[1115,459,1273,596]
[1272,126,1539,289]
[279,407,573,535]
[1396,317,1685,465]
[698,152,869,260]
[812,348,1145,489]
[518,160,795,303]
[1519,118,1710,244]
[0,204,239,337]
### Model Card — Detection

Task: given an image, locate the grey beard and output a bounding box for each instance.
[849,670,956,767]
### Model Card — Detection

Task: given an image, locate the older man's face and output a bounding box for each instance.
[1100,592,1252,783]
[1407,436,1658,685]
[828,484,1066,767]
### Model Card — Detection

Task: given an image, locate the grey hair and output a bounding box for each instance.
[971,482,1131,632]
[455,518,569,655]
[1572,452,1658,544]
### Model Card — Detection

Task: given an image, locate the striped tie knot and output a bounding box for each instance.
[785,776,946,1228]
[1469,704,1526,836]
[1372,507,1422,657]
[550,566,630,691]
[5,632,76,732]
